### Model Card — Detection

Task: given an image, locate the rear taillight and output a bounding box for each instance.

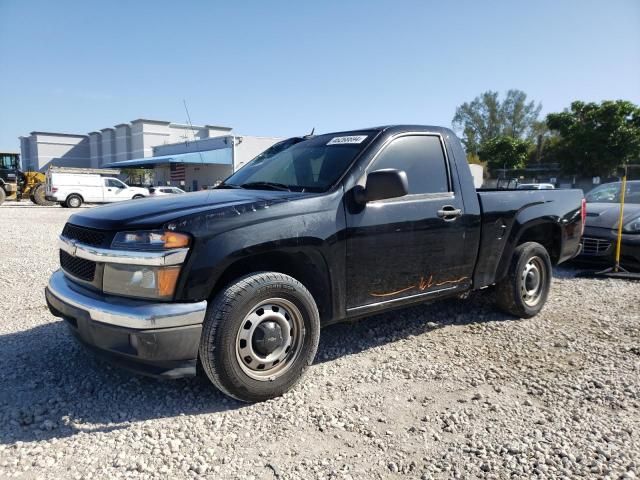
[580,198,586,235]
[51,187,58,193]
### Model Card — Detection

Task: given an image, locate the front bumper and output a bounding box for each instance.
[576,227,640,270]
[45,270,207,378]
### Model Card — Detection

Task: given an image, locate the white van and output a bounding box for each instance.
[45,167,148,208]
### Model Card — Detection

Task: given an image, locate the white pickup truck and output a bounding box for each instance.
[45,167,148,208]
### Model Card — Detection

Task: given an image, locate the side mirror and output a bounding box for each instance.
[353,169,409,204]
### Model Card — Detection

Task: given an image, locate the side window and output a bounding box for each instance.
[105,178,125,188]
[626,183,640,204]
[369,135,449,195]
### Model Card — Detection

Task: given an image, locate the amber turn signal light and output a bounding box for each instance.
[163,231,190,249]
[157,267,181,297]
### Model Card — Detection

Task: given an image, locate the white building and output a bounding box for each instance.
[20,119,284,190]
[105,134,283,191]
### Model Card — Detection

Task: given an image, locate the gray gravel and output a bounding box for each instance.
[0,202,639,479]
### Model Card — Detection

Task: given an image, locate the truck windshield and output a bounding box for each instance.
[221,131,376,192]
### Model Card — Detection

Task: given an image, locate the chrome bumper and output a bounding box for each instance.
[46,270,207,330]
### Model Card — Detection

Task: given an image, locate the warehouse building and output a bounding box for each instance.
[104,133,283,191]
[19,119,283,190]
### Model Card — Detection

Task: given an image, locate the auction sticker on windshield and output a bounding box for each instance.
[327,135,368,145]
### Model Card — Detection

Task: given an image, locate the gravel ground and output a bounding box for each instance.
[0,202,639,480]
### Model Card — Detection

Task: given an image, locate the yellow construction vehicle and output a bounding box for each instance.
[0,152,53,206]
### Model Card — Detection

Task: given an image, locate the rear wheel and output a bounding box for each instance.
[65,194,82,208]
[494,242,552,318]
[133,194,144,199]
[199,272,320,402]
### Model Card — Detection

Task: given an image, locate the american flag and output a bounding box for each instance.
[170,163,186,182]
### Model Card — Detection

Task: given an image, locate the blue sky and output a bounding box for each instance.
[0,0,639,151]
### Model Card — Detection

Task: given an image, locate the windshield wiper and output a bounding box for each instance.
[216,182,243,189]
[240,181,292,191]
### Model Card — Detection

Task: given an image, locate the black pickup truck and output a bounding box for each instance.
[45,126,584,402]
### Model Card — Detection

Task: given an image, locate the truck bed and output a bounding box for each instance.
[473,188,584,288]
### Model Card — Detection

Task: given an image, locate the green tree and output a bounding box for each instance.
[546,100,640,176]
[452,90,541,155]
[478,136,532,171]
[525,121,565,165]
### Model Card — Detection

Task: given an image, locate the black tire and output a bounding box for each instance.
[199,272,320,402]
[494,242,552,318]
[133,194,144,199]
[65,194,82,208]
[31,184,55,206]
[59,202,68,208]
[0,187,5,206]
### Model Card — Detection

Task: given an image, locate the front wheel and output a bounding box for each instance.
[132,194,144,199]
[199,272,320,402]
[65,194,82,208]
[494,242,552,318]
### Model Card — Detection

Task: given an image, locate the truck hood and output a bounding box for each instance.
[68,189,305,230]
[585,202,640,229]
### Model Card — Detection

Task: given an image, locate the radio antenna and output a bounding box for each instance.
[183,99,205,164]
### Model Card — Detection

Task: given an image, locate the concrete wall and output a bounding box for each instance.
[129,122,235,159]
[153,136,229,156]
[19,133,90,171]
[168,123,204,142]
[88,132,102,168]
[19,137,31,170]
[206,125,233,138]
[28,136,37,170]
[115,124,132,162]
[100,128,116,166]
[130,119,171,158]
[234,136,283,170]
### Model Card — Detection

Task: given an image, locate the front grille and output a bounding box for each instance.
[580,237,612,256]
[61,224,106,246]
[60,250,96,281]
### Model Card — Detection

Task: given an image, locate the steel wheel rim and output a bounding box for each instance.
[69,197,80,207]
[235,297,305,381]
[521,256,545,307]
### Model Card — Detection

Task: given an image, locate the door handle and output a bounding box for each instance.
[437,205,462,221]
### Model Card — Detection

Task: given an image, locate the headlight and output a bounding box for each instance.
[103,264,181,300]
[623,217,640,233]
[112,230,190,250]
[105,230,190,299]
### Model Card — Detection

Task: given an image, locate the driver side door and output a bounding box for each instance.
[344,133,472,311]
[104,178,129,202]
